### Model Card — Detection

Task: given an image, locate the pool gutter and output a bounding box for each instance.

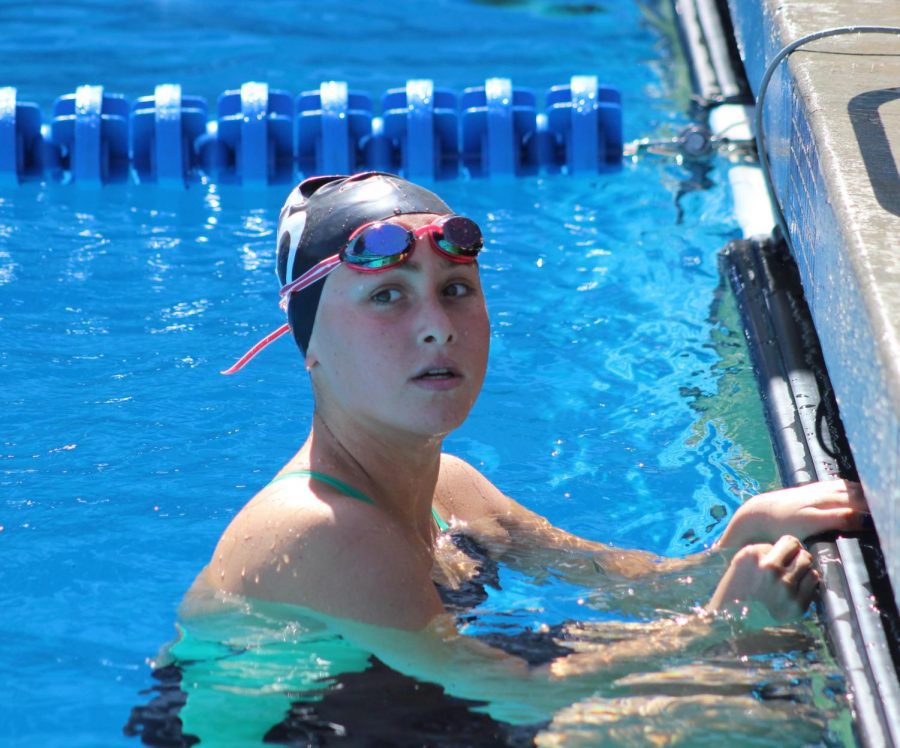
[723,0,900,609]
[672,0,900,744]
[722,238,900,746]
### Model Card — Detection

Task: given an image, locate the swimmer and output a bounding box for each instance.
[197,172,867,704]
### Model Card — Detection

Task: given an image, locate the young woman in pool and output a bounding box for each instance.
[203,172,865,692]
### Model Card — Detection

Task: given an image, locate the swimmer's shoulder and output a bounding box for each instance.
[436,453,556,536]
[436,453,516,520]
[209,473,442,628]
[212,471,379,580]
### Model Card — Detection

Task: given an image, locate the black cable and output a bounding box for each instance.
[753,26,900,252]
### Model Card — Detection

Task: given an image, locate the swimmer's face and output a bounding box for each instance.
[307,213,490,438]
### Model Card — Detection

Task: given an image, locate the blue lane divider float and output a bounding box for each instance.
[0,87,44,183]
[0,75,623,186]
[131,84,208,185]
[204,82,294,185]
[460,78,540,178]
[546,75,623,173]
[296,81,374,175]
[382,80,459,180]
[46,85,130,183]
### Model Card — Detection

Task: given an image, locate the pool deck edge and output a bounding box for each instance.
[725,0,900,611]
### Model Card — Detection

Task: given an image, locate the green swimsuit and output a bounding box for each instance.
[270,469,451,532]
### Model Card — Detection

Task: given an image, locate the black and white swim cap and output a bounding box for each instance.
[276,172,452,353]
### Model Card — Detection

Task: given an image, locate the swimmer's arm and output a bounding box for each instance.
[326,533,819,707]
[546,537,821,677]
[321,543,817,716]
[331,609,727,721]
[439,456,867,579]
[438,454,697,578]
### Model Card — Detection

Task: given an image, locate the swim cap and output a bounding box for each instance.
[276,172,452,354]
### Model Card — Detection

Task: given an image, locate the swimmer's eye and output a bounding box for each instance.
[370,287,402,304]
[443,281,472,298]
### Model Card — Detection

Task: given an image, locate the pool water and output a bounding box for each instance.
[0,0,854,745]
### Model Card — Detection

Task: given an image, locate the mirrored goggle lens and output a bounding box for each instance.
[343,223,413,269]
[435,216,483,258]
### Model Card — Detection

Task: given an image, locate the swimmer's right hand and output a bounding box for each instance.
[706,535,819,621]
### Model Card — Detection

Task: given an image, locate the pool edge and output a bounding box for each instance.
[672,1,900,744]
[724,0,900,618]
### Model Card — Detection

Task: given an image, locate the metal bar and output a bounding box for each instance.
[721,238,900,747]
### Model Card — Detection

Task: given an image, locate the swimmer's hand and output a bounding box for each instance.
[707,535,818,621]
[715,479,868,550]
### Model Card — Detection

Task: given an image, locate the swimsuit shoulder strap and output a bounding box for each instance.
[270,469,374,505]
[269,469,450,530]
[432,507,450,532]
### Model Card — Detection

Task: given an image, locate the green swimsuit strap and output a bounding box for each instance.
[271,469,374,504]
[270,469,450,531]
[432,505,450,532]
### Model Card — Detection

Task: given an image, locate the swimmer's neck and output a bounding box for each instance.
[287,408,444,545]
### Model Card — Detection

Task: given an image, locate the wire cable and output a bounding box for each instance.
[754,26,900,252]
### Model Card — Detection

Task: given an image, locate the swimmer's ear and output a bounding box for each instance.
[305,321,321,371]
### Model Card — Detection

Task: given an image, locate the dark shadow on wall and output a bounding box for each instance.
[848,87,900,217]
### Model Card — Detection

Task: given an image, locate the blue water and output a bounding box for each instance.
[0,0,852,745]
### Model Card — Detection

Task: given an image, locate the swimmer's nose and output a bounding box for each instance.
[418,298,456,346]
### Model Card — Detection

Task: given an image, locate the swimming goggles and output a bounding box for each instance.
[222,215,483,375]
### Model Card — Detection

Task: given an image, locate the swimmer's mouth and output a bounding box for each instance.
[412,366,461,381]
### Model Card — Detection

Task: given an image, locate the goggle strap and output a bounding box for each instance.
[220,323,291,375]
[223,256,341,376]
[279,254,342,300]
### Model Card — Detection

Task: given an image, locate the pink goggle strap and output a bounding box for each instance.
[277,255,342,309]
[220,254,342,375]
[220,323,292,375]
